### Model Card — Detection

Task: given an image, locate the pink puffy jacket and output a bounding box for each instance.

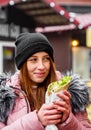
[0,71,91,130]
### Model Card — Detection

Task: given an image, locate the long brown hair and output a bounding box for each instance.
[20,58,57,111]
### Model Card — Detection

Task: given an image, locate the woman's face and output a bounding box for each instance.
[27,52,51,85]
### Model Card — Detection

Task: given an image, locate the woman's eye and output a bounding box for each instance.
[28,58,37,62]
[27,56,50,63]
[43,57,50,61]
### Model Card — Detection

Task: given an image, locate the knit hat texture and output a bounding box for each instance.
[15,32,54,69]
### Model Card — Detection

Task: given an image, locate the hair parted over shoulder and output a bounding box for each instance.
[14,32,57,110]
[20,58,57,111]
[15,32,54,69]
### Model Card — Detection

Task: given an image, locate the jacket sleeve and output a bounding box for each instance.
[1,111,44,130]
[57,111,91,130]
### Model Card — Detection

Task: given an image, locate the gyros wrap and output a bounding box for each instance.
[45,76,71,130]
[47,76,71,95]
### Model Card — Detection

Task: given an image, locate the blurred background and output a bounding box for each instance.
[0,0,91,120]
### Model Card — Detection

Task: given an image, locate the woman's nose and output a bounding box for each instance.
[37,60,45,69]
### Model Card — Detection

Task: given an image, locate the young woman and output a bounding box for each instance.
[0,32,91,130]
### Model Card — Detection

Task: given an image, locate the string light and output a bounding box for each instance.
[78,24,83,29]
[9,0,14,5]
[69,17,74,22]
[71,39,79,47]
[59,10,65,15]
[50,2,55,7]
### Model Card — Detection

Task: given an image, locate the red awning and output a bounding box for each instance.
[0,0,9,6]
[43,0,91,29]
[75,13,91,29]
[0,0,20,6]
[0,0,91,30]
[35,24,76,33]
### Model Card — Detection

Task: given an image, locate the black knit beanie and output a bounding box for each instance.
[15,32,54,69]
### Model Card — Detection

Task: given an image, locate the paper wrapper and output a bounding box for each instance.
[45,90,66,130]
[45,80,70,130]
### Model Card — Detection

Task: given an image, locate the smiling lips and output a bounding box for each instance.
[35,72,46,78]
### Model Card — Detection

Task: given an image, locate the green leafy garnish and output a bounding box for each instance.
[47,76,71,95]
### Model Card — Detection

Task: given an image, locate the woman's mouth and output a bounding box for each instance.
[35,72,45,78]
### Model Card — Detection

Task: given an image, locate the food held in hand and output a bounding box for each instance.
[47,76,71,95]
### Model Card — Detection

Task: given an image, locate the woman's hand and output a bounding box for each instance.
[53,90,71,123]
[37,103,63,126]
